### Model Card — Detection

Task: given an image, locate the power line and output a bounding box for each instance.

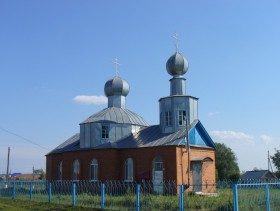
[0,126,50,151]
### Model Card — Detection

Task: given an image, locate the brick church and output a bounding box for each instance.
[46,42,216,193]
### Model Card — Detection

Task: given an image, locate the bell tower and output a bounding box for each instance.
[159,35,198,133]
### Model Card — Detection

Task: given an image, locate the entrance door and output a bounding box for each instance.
[153,157,163,194]
[192,162,202,192]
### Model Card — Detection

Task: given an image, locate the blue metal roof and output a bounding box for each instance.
[80,107,149,126]
[240,170,277,180]
[46,133,80,155]
[47,120,215,155]
[94,120,215,149]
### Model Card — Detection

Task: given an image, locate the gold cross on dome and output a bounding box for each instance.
[173,32,179,52]
[112,58,121,76]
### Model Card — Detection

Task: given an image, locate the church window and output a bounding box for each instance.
[165,111,172,126]
[124,158,133,181]
[90,159,98,181]
[153,157,163,171]
[73,160,80,180]
[102,125,109,139]
[178,110,186,126]
[57,161,62,180]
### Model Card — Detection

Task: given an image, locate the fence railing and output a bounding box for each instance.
[0,179,279,210]
[233,180,280,211]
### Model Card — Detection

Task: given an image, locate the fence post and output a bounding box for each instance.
[29,182,33,200]
[101,183,105,209]
[233,184,238,211]
[136,184,140,211]
[266,184,270,211]
[179,185,184,211]
[12,182,16,199]
[72,182,76,207]
[48,182,52,203]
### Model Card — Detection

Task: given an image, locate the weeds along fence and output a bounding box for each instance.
[0,180,279,210]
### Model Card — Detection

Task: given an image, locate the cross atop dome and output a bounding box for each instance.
[112,57,121,76]
[173,32,179,53]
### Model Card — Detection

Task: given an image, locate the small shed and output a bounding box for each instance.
[240,170,277,180]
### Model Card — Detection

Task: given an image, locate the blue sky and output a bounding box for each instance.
[0,0,279,174]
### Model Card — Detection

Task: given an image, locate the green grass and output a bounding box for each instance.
[238,188,280,211]
[0,198,103,211]
[0,189,233,211]
[1,187,280,210]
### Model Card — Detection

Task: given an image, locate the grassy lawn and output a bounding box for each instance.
[0,198,104,211]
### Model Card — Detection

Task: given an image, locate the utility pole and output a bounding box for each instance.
[268,151,274,173]
[184,115,190,189]
[6,147,10,181]
[268,151,270,171]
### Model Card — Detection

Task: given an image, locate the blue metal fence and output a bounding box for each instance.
[233,180,280,211]
[0,180,279,210]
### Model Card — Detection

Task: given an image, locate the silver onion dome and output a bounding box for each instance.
[166,52,188,76]
[104,76,130,97]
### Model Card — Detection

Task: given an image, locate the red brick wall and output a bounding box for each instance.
[46,145,215,193]
[119,146,177,181]
[176,146,216,192]
[46,146,177,181]
[46,149,120,181]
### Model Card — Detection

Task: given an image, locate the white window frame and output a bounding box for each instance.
[178,110,186,126]
[90,159,98,181]
[101,125,109,139]
[165,111,172,126]
[124,158,133,182]
[153,157,163,171]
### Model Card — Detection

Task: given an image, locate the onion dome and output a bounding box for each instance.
[166,52,188,76]
[104,76,130,97]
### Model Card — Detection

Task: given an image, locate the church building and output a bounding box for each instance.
[46,42,216,193]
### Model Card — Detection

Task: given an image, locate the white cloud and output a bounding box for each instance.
[73,95,107,105]
[208,111,219,116]
[209,131,276,172]
[211,130,254,142]
[260,135,272,144]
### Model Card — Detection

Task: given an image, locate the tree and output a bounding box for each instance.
[33,169,46,180]
[271,148,280,178]
[215,142,240,180]
[252,167,263,171]
[271,148,280,170]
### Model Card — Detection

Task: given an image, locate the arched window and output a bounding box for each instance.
[124,158,133,181]
[73,160,80,180]
[90,159,98,181]
[57,161,62,180]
